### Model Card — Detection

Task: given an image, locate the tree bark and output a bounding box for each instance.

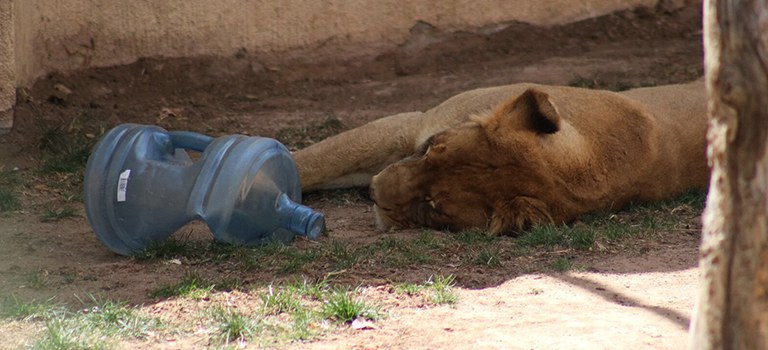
[691,0,768,349]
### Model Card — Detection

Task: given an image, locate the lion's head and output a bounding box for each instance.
[369,88,578,235]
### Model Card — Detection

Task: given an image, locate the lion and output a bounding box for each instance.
[292,80,708,235]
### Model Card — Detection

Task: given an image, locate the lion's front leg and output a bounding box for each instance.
[293,111,423,192]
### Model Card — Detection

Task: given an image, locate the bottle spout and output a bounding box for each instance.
[278,193,325,239]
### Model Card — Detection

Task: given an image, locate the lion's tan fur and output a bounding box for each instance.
[293,81,708,234]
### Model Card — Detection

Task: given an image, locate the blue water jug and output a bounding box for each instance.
[84,124,324,256]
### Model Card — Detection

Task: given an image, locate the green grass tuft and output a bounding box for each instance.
[549,257,574,272]
[1,295,60,321]
[452,230,496,245]
[149,271,219,299]
[395,283,425,296]
[285,278,329,301]
[415,230,444,249]
[474,247,502,268]
[279,246,319,273]
[40,205,79,222]
[38,126,94,174]
[517,224,569,248]
[326,240,360,270]
[516,189,705,251]
[428,274,458,306]
[211,306,259,345]
[321,289,379,323]
[32,293,162,349]
[0,188,20,213]
[21,270,50,290]
[134,237,201,261]
[260,285,302,315]
[289,308,320,341]
[0,170,21,213]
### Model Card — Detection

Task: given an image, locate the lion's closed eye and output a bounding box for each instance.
[415,136,436,156]
[429,144,446,155]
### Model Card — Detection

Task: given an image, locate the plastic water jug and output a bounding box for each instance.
[84,124,324,256]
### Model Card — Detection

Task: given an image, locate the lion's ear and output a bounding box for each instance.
[494,88,561,134]
[489,197,553,235]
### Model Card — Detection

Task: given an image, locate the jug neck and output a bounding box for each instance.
[276,193,324,239]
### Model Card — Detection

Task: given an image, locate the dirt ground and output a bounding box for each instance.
[0,3,705,349]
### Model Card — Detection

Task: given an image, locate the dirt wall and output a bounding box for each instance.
[0,0,13,131]
[10,0,680,87]
[0,0,691,130]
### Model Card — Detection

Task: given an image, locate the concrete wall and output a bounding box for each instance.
[1,0,682,130]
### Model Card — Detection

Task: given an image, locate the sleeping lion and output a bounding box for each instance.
[292,80,708,235]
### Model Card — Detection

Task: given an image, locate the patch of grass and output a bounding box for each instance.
[134,236,202,261]
[517,224,569,248]
[474,247,502,268]
[0,169,21,213]
[395,283,425,296]
[568,225,597,250]
[149,271,218,299]
[135,238,323,275]
[33,293,162,349]
[21,270,50,290]
[211,306,259,345]
[549,257,574,272]
[370,234,443,267]
[279,246,319,273]
[217,279,245,293]
[326,240,360,270]
[61,273,77,285]
[629,190,704,215]
[36,316,102,350]
[374,237,408,251]
[38,125,94,174]
[209,240,264,268]
[428,274,458,306]
[34,115,105,201]
[214,280,331,345]
[513,191,704,251]
[40,205,79,222]
[260,285,302,315]
[77,294,161,338]
[238,241,319,273]
[321,288,379,323]
[399,242,433,265]
[0,188,20,212]
[289,308,321,341]
[452,229,496,245]
[599,220,637,241]
[415,230,444,249]
[0,295,60,321]
[517,223,596,251]
[529,288,544,295]
[672,188,707,212]
[285,277,329,301]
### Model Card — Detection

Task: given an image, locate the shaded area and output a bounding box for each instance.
[552,273,691,330]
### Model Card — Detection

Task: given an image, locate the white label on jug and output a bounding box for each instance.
[117,169,131,202]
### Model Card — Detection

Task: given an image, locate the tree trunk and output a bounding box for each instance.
[691,0,768,349]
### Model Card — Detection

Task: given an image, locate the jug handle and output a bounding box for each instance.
[169,131,214,152]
